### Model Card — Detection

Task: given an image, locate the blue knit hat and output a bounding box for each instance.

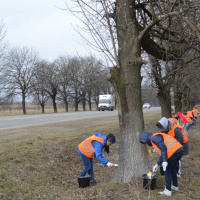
[108,136,116,143]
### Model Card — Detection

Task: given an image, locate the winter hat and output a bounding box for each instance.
[108,136,115,143]
[158,117,168,130]
[140,132,153,146]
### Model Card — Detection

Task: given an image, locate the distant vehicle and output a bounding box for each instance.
[98,94,115,111]
[143,103,151,109]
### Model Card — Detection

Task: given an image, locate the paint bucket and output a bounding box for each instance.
[78,176,90,188]
[142,174,157,190]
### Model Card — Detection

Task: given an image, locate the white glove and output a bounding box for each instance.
[162,161,168,171]
[153,163,158,172]
[107,162,113,167]
[153,148,157,153]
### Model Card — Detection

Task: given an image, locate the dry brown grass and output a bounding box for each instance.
[0,104,97,116]
[0,113,199,199]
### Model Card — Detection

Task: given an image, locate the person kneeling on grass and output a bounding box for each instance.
[140,132,183,197]
[78,132,116,185]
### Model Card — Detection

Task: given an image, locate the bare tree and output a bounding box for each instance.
[67,0,200,182]
[1,47,38,114]
[68,57,83,111]
[78,56,110,111]
[54,56,71,112]
[31,60,50,114]
[43,62,60,113]
[173,47,200,112]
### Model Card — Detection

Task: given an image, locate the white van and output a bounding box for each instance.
[98,94,115,111]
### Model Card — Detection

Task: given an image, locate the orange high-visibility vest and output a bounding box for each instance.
[193,109,198,117]
[169,118,178,125]
[185,116,193,124]
[151,133,183,159]
[187,110,194,119]
[78,135,104,158]
[168,124,188,143]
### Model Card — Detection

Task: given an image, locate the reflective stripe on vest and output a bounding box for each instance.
[78,135,104,158]
[168,124,188,143]
[186,117,193,123]
[187,111,193,119]
[81,139,95,156]
[151,133,183,159]
[181,127,189,143]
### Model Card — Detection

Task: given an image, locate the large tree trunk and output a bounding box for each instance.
[174,92,182,113]
[107,0,150,182]
[110,61,150,182]
[182,87,190,112]
[182,92,187,112]
[173,68,183,113]
[157,90,171,117]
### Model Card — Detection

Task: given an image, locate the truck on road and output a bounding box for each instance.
[98,94,115,111]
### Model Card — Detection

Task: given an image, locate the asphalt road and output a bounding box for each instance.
[0,107,161,130]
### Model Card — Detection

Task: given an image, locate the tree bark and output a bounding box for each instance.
[157,90,171,118]
[82,95,86,111]
[110,61,149,182]
[106,0,151,182]
[64,100,68,112]
[174,92,182,113]
[22,93,26,115]
[41,103,45,114]
[87,91,92,111]
[52,96,57,113]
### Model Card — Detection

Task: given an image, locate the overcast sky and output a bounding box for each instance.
[0,0,95,61]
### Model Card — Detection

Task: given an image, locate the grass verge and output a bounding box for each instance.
[0,113,200,200]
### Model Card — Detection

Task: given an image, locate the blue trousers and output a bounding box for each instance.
[79,151,94,182]
[185,122,193,137]
[193,117,197,126]
[164,150,183,191]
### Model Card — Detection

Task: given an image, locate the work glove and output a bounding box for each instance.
[152,163,158,172]
[107,162,114,167]
[153,148,157,153]
[162,161,168,171]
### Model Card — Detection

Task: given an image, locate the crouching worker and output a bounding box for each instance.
[78,132,116,185]
[140,132,183,197]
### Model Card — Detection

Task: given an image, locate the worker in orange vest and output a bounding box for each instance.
[156,117,189,177]
[183,112,193,137]
[176,111,193,137]
[78,132,116,185]
[168,117,179,125]
[187,110,194,120]
[193,105,199,126]
[140,132,183,197]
